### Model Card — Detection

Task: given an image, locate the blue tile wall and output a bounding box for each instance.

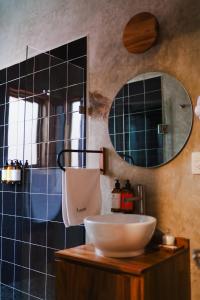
[109,76,164,167]
[0,37,87,299]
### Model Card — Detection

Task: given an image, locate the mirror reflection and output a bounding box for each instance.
[108,72,193,168]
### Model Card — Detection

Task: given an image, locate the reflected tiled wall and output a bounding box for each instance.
[109,76,163,167]
[0,37,87,299]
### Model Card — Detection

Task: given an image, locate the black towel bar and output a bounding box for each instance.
[57,148,106,174]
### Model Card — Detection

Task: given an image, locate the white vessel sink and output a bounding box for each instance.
[84,213,156,258]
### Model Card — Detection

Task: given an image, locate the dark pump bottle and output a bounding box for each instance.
[121,180,134,213]
[111,179,122,213]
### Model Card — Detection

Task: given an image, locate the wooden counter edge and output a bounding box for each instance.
[55,237,189,276]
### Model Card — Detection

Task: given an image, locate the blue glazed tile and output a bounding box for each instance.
[2,215,15,239]
[50,44,67,66]
[0,68,7,84]
[31,143,48,168]
[31,117,48,144]
[115,115,123,134]
[19,74,33,98]
[48,140,65,168]
[129,80,144,95]
[33,94,49,119]
[115,134,124,152]
[47,221,65,249]
[50,88,67,116]
[129,113,145,131]
[47,248,56,276]
[2,238,15,263]
[108,117,114,135]
[30,270,45,299]
[68,37,87,60]
[0,147,4,167]
[20,57,34,77]
[0,106,5,126]
[16,193,30,218]
[145,90,162,111]
[144,76,161,92]
[6,79,19,103]
[2,178,16,192]
[7,63,19,82]
[146,110,162,130]
[14,265,29,293]
[67,83,84,113]
[66,226,85,248]
[1,261,14,286]
[30,244,46,273]
[31,194,47,221]
[47,195,62,222]
[114,98,123,116]
[130,150,146,167]
[31,220,46,246]
[50,62,68,90]
[48,168,62,194]
[68,62,84,86]
[16,217,30,242]
[15,241,30,268]
[14,290,29,300]
[49,114,66,141]
[34,69,49,95]
[129,94,145,114]
[35,52,50,72]
[1,284,14,299]
[31,169,47,193]
[146,129,163,149]
[3,192,15,215]
[130,131,145,150]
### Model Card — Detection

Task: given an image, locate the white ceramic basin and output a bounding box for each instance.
[84,213,156,258]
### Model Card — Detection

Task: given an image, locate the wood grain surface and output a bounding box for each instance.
[55,238,191,300]
[123,12,159,54]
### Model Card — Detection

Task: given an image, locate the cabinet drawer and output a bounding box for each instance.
[56,259,141,300]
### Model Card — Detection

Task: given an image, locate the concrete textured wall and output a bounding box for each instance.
[0,0,200,298]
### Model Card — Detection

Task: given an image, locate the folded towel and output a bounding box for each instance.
[62,168,102,226]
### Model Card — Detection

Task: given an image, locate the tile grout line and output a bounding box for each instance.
[44,50,51,300]
[0,66,7,300]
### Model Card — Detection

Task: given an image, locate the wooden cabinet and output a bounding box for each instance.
[55,238,191,300]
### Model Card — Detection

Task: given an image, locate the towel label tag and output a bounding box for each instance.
[77,207,87,213]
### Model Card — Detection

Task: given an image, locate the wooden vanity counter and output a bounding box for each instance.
[55,238,191,300]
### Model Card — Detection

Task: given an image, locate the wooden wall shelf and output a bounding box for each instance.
[123,12,159,54]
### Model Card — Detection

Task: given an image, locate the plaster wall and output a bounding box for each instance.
[0,0,200,298]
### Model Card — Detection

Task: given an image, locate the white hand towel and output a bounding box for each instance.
[62,168,102,226]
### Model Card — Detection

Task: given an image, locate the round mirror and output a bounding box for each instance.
[108,72,193,168]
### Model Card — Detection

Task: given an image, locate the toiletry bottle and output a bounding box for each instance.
[14,160,22,184]
[162,230,175,246]
[1,161,8,183]
[6,160,14,184]
[111,179,122,213]
[121,180,134,213]
[24,160,29,168]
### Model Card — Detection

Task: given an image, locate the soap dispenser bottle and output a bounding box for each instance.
[7,160,14,184]
[111,179,122,213]
[121,180,134,213]
[1,161,8,183]
[14,160,22,184]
